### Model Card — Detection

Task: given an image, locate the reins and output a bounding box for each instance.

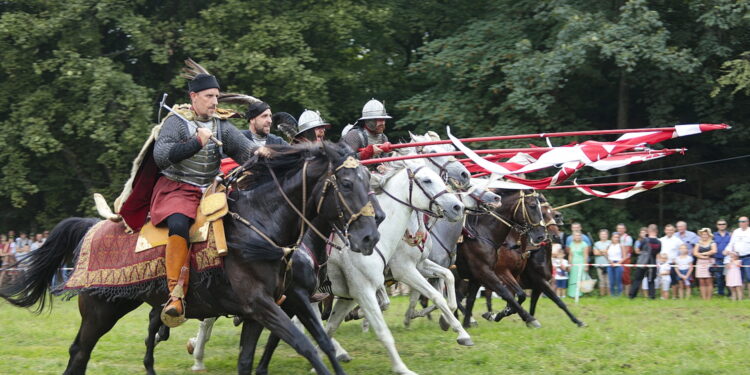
[380,165,451,219]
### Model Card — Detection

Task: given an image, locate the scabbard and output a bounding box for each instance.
[212,219,228,256]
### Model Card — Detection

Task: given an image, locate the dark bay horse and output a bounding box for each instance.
[1,142,379,375]
[455,189,547,329]
[484,196,586,327]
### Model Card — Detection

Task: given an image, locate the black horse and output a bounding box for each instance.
[1,142,380,375]
[455,189,547,329]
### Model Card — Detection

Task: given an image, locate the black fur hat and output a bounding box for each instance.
[188,73,220,93]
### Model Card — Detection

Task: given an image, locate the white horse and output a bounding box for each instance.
[401,181,501,330]
[325,158,464,375]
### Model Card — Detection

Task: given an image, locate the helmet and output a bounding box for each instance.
[358,98,392,121]
[296,109,331,136]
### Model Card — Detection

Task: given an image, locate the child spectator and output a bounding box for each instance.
[552,248,570,298]
[657,253,671,299]
[675,244,693,299]
[726,251,743,301]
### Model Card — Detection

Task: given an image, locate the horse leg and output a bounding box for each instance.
[355,286,417,375]
[143,307,163,375]
[237,320,265,375]
[403,288,421,328]
[64,294,142,375]
[188,317,217,371]
[537,278,586,327]
[529,288,542,317]
[478,269,541,328]
[493,281,527,322]
[227,259,330,375]
[324,297,357,362]
[393,266,473,346]
[286,289,347,375]
[462,280,480,328]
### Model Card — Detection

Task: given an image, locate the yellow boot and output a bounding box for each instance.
[161,235,190,327]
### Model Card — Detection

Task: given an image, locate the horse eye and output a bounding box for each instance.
[342,180,353,189]
[422,178,432,184]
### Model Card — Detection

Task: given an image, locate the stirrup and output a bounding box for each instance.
[160,298,187,328]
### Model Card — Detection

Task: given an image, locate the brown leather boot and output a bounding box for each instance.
[161,235,190,327]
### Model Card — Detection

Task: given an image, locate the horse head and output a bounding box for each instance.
[311,142,381,255]
[539,194,564,226]
[461,179,501,212]
[382,159,465,222]
[408,131,471,190]
[493,189,547,246]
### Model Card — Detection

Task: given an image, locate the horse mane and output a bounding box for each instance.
[239,142,353,188]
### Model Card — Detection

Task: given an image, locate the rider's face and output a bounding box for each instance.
[190,89,219,118]
[249,109,272,136]
[314,127,326,141]
[366,119,386,134]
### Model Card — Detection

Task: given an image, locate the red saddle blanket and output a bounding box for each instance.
[64,220,222,291]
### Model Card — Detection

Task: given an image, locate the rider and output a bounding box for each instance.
[151,73,270,325]
[341,98,393,160]
[243,101,288,146]
[293,110,331,144]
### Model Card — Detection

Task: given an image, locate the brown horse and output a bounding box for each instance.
[455,189,547,328]
[1,142,379,375]
[485,196,586,327]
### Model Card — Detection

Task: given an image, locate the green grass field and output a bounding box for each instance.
[0,295,747,375]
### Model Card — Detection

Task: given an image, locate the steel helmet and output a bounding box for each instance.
[296,109,331,136]
[358,98,392,121]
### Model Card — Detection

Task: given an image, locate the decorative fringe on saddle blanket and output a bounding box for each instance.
[57,220,227,302]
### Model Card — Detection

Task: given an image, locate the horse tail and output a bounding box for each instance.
[0,217,99,312]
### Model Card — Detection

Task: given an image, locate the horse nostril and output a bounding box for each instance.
[362,235,372,244]
[453,204,462,213]
[461,171,469,180]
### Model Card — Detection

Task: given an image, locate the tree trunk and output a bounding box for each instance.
[615,70,629,210]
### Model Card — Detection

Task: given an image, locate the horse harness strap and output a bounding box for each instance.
[380,165,449,219]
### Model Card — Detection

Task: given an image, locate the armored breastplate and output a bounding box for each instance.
[162,119,221,187]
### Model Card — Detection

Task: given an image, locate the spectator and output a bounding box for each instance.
[0,234,17,287]
[30,233,45,251]
[725,216,750,297]
[713,219,731,297]
[630,226,658,299]
[657,253,672,299]
[676,221,700,251]
[725,251,743,301]
[675,244,693,299]
[660,224,684,297]
[42,230,49,243]
[606,233,625,296]
[565,222,592,253]
[615,224,634,286]
[592,229,611,296]
[693,228,717,300]
[567,232,590,298]
[552,248,570,298]
[15,232,31,254]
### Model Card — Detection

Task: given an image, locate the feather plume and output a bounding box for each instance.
[180,57,211,80]
[218,92,261,105]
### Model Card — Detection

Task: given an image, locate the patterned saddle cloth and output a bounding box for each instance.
[63,220,222,292]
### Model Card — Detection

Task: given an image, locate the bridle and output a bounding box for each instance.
[487,190,546,237]
[419,147,469,190]
[226,154,375,254]
[380,165,452,219]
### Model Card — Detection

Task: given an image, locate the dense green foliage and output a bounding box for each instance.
[1,296,749,374]
[1,0,749,232]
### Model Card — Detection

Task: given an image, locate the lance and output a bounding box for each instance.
[541,179,684,190]
[361,124,729,152]
[360,147,552,165]
[159,93,223,146]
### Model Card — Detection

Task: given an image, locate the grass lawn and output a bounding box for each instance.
[0,294,747,375]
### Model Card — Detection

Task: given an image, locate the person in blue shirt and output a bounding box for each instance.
[713,219,732,297]
[565,222,593,251]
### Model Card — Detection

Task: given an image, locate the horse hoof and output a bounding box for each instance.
[186,338,195,355]
[526,319,542,329]
[576,321,588,328]
[457,337,474,346]
[470,319,478,328]
[439,316,450,332]
[481,312,494,321]
[403,318,411,328]
[336,353,352,363]
[190,364,207,372]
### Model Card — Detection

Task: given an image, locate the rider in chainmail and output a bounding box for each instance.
[151,73,269,327]
[340,98,393,161]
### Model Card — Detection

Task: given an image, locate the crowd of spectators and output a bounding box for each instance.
[0,229,49,287]
[552,217,750,301]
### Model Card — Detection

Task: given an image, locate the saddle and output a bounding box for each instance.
[136,182,229,255]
